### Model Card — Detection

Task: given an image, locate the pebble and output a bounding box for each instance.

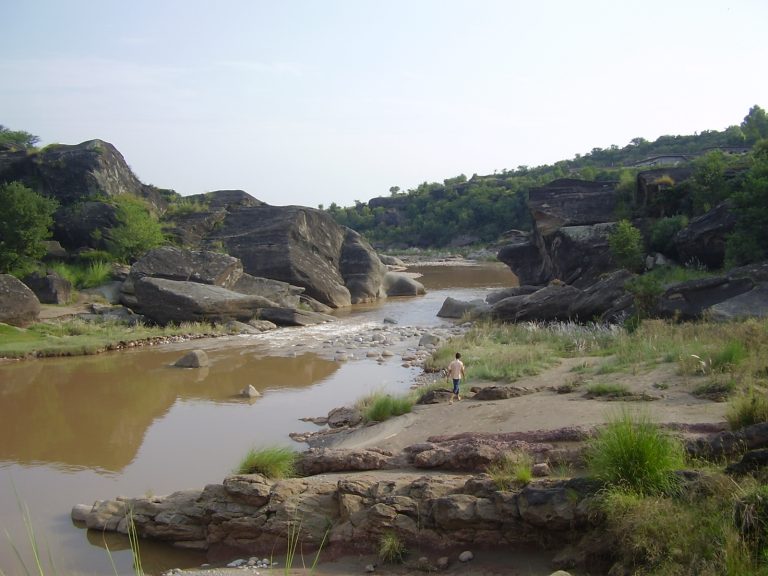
[459,550,474,562]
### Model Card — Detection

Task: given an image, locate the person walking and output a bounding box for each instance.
[447,352,466,403]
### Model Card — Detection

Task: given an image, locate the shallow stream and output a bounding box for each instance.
[0,263,516,575]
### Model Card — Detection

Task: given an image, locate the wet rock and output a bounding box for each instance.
[258,307,335,327]
[174,350,209,368]
[0,274,40,327]
[240,385,261,398]
[383,272,426,296]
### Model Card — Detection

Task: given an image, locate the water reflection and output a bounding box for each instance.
[0,351,338,472]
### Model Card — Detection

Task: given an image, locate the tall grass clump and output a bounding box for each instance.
[378,531,406,564]
[236,446,298,479]
[727,389,768,430]
[586,410,686,495]
[358,392,413,422]
[486,451,533,490]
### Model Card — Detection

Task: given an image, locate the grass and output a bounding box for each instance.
[598,475,768,575]
[0,319,228,358]
[282,517,328,575]
[486,451,534,490]
[727,389,768,430]
[378,531,406,564]
[586,410,686,496]
[355,391,414,422]
[236,446,298,478]
[586,382,632,397]
[48,260,113,289]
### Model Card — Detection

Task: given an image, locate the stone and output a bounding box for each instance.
[174,350,209,368]
[708,284,768,321]
[379,254,406,267]
[496,230,551,287]
[71,503,93,522]
[485,285,540,305]
[383,272,426,297]
[491,284,581,323]
[383,317,398,324]
[547,222,618,287]
[436,297,489,319]
[528,178,618,236]
[655,275,754,320]
[0,274,41,327]
[472,386,531,401]
[674,201,736,269]
[436,556,450,569]
[458,550,474,562]
[365,564,376,573]
[128,246,244,289]
[340,229,387,304]
[257,307,335,327]
[130,277,271,325]
[418,333,440,347]
[241,385,261,398]
[569,269,635,322]
[232,273,302,308]
[327,406,363,429]
[22,270,72,304]
[532,463,551,477]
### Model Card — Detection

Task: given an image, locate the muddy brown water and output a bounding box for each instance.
[0,263,520,575]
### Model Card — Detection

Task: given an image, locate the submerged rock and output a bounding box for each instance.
[174,350,209,368]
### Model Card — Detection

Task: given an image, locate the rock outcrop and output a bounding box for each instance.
[22,270,72,304]
[73,473,600,558]
[0,274,41,327]
[673,201,736,269]
[383,272,426,297]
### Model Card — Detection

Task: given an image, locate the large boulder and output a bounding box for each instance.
[527,179,618,236]
[569,269,634,321]
[655,275,755,320]
[232,274,303,309]
[485,285,540,305]
[130,277,272,325]
[674,201,736,269]
[383,272,426,297]
[22,270,72,304]
[339,229,387,304]
[548,223,618,287]
[53,201,119,250]
[209,205,356,308]
[257,307,335,327]
[0,274,41,327]
[126,246,244,289]
[496,230,551,286]
[491,283,581,323]
[437,297,488,319]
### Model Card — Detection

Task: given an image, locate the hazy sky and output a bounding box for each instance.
[2,1,766,207]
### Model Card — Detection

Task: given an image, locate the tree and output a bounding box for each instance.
[104,195,166,262]
[0,181,58,273]
[0,125,40,149]
[389,186,400,196]
[741,105,768,144]
[608,220,644,272]
[726,139,768,265]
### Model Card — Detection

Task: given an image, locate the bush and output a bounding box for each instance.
[586,382,632,397]
[608,220,645,272]
[649,215,688,255]
[586,411,686,495]
[360,393,413,422]
[235,446,298,479]
[0,181,58,273]
[104,195,166,262]
[378,531,406,564]
[727,390,768,430]
[486,452,533,490]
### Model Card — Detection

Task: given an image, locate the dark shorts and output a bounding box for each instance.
[452,379,461,394]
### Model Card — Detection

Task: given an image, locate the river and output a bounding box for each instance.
[0,263,517,575]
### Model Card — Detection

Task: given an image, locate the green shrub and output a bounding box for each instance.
[727,390,768,430]
[586,411,686,495]
[487,452,533,490]
[649,215,688,255]
[104,195,166,262]
[235,446,298,479]
[361,393,413,422]
[378,531,406,564]
[609,220,644,272]
[0,181,58,273]
[712,340,748,372]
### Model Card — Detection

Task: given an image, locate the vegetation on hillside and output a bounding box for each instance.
[327,105,768,254]
[0,181,58,274]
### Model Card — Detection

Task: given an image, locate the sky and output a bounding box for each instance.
[1,1,767,208]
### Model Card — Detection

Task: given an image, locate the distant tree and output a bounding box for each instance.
[0,181,58,273]
[741,105,768,143]
[690,151,729,214]
[609,220,644,272]
[0,125,40,149]
[389,186,400,196]
[726,139,768,265]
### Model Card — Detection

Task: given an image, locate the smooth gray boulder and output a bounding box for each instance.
[132,277,272,325]
[0,274,41,327]
[128,246,243,289]
[492,284,581,323]
[340,229,387,304]
[383,272,426,297]
[257,307,335,327]
[22,270,72,304]
[437,297,488,319]
[232,274,302,308]
[174,350,209,368]
[708,284,768,321]
[485,285,540,305]
[674,201,736,269]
